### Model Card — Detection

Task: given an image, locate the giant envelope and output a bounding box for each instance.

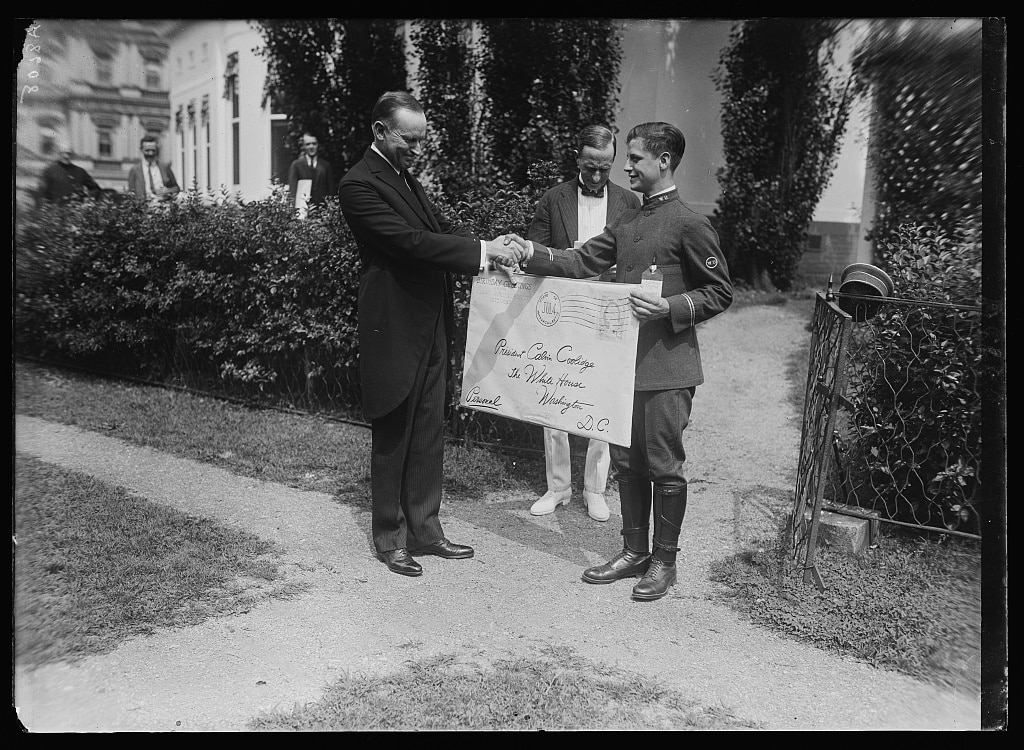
[459,270,639,446]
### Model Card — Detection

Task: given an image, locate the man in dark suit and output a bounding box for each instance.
[337,91,525,577]
[527,125,641,524]
[514,121,733,601]
[287,132,335,214]
[38,142,100,204]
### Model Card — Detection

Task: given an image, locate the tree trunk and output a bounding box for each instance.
[748,254,778,292]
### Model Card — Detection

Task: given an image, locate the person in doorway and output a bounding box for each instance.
[337,90,526,578]
[526,125,640,522]
[508,121,733,601]
[127,135,180,203]
[287,132,335,213]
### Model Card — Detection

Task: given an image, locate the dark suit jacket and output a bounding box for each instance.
[288,156,335,207]
[39,161,100,203]
[338,147,482,420]
[127,160,180,200]
[528,178,641,251]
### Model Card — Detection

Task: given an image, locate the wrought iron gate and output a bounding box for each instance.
[787,292,852,590]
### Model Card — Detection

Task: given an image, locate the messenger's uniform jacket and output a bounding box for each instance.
[524,188,733,391]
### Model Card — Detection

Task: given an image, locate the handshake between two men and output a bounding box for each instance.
[484,233,531,270]
[480,232,670,323]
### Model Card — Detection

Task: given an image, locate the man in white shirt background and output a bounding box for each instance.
[127,135,180,204]
[287,132,335,216]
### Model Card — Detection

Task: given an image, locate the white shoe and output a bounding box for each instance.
[584,490,610,522]
[530,489,572,516]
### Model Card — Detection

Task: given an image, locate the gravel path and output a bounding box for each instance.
[13,301,982,731]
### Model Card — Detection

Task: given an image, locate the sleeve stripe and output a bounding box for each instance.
[682,293,695,325]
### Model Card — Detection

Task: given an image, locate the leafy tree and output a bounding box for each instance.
[409,20,480,196]
[477,19,623,188]
[850,18,982,260]
[712,19,853,291]
[254,19,407,176]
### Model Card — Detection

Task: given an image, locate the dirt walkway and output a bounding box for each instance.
[13,302,982,731]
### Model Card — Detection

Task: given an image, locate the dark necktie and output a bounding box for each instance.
[642,194,651,206]
[401,170,415,193]
[147,164,157,194]
[580,183,604,198]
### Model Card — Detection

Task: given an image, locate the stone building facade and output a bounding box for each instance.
[15,19,175,207]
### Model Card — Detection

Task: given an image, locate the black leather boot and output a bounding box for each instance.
[632,483,687,601]
[581,476,652,584]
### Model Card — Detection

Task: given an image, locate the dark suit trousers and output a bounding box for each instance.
[369,311,447,553]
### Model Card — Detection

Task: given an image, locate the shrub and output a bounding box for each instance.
[851,19,982,255]
[15,195,180,375]
[843,221,982,533]
[14,163,564,436]
[15,187,363,414]
[712,19,853,291]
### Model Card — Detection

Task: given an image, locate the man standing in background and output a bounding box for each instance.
[526,125,641,523]
[37,142,100,204]
[288,132,335,215]
[127,135,180,204]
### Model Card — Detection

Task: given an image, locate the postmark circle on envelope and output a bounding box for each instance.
[536,291,561,327]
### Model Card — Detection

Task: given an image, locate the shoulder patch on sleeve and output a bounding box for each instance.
[705,257,719,269]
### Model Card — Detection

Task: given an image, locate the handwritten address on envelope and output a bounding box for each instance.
[459,271,639,446]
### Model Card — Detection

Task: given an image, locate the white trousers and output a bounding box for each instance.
[543,427,611,494]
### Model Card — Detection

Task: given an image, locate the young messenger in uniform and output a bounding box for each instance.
[510,121,733,600]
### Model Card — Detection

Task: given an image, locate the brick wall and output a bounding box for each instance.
[798,220,864,288]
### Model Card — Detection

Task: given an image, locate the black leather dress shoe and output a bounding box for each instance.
[377,548,423,576]
[411,538,474,559]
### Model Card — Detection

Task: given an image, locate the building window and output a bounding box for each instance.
[186,101,197,189]
[201,95,211,191]
[175,105,184,183]
[145,61,161,89]
[808,234,823,251]
[226,52,240,186]
[206,120,212,191]
[232,123,240,186]
[98,129,113,158]
[179,129,186,187]
[270,119,291,185]
[96,53,113,85]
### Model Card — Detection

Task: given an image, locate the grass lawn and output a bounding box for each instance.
[14,347,982,728]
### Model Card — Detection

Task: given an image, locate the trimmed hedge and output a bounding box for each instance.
[15,169,560,433]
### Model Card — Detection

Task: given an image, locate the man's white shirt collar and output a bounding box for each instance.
[371,144,402,175]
